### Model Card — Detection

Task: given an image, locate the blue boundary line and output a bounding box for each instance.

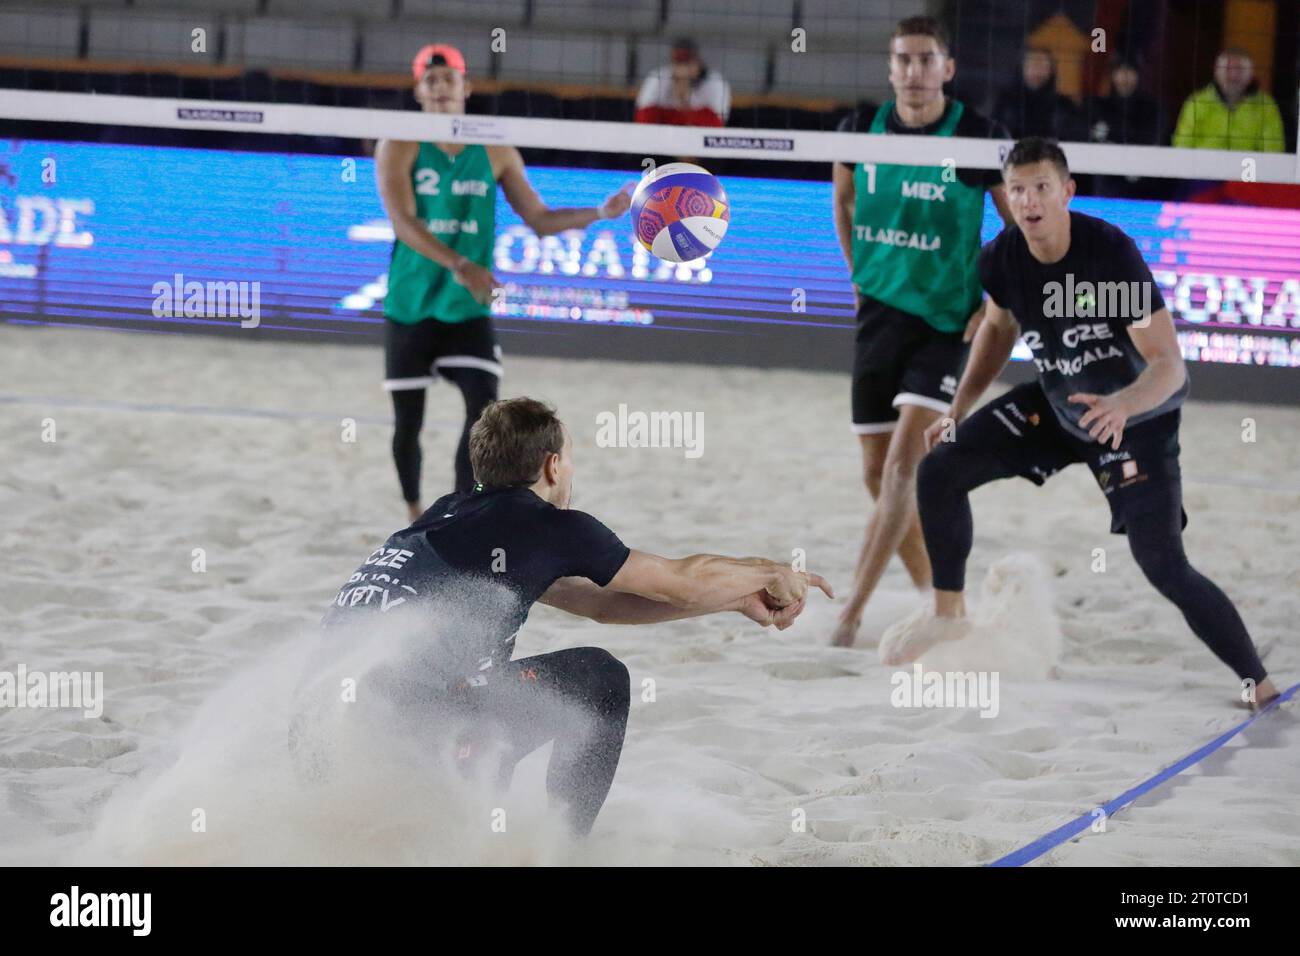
[989,682,1299,867]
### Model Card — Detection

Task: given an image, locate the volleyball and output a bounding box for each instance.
[630,162,730,262]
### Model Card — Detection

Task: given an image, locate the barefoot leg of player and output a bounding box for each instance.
[857,431,932,587]
[830,433,933,646]
[828,21,1013,647]
[831,404,941,647]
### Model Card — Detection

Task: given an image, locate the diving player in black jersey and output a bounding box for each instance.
[892,138,1279,708]
[308,398,833,835]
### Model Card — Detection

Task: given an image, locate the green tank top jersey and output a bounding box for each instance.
[384,142,497,325]
[851,100,988,333]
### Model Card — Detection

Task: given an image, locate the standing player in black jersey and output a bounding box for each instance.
[891,138,1279,708]
[829,16,1013,647]
[305,398,833,836]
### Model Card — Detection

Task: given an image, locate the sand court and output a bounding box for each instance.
[1,323,1297,866]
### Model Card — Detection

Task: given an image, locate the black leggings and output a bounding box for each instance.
[456,646,631,836]
[391,367,497,502]
[917,443,1268,684]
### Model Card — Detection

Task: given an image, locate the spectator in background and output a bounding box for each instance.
[1172,48,1285,152]
[634,38,730,127]
[992,47,1082,141]
[1088,56,1168,199]
[1089,57,1163,146]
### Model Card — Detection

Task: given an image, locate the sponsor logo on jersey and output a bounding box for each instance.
[427,218,479,235]
[901,180,947,201]
[1059,321,1115,348]
[854,225,941,250]
[1033,344,1126,376]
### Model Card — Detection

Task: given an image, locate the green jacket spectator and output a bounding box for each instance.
[1172,49,1285,152]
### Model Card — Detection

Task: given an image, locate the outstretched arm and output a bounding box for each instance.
[539,576,803,629]
[496,146,631,236]
[606,550,830,611]
[538,550,832,629]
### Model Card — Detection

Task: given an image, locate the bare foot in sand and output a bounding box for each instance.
[1239,677,1282,712]
[830,614,860,648]
[879,607,972,666]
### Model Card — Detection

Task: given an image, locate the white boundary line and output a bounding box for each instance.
[2,90,1297,183]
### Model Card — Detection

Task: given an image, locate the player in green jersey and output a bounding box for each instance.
[829,17,1014,647]
[375,43,632,523]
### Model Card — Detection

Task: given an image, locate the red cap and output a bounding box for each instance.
[412,43,467,79]
[670,38,699,63]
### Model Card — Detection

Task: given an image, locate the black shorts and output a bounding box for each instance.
[383,316,502,391]
[957,381,1187,535]
[851,296,967,433]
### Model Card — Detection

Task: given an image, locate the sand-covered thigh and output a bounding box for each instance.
[1,325,1296,865]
